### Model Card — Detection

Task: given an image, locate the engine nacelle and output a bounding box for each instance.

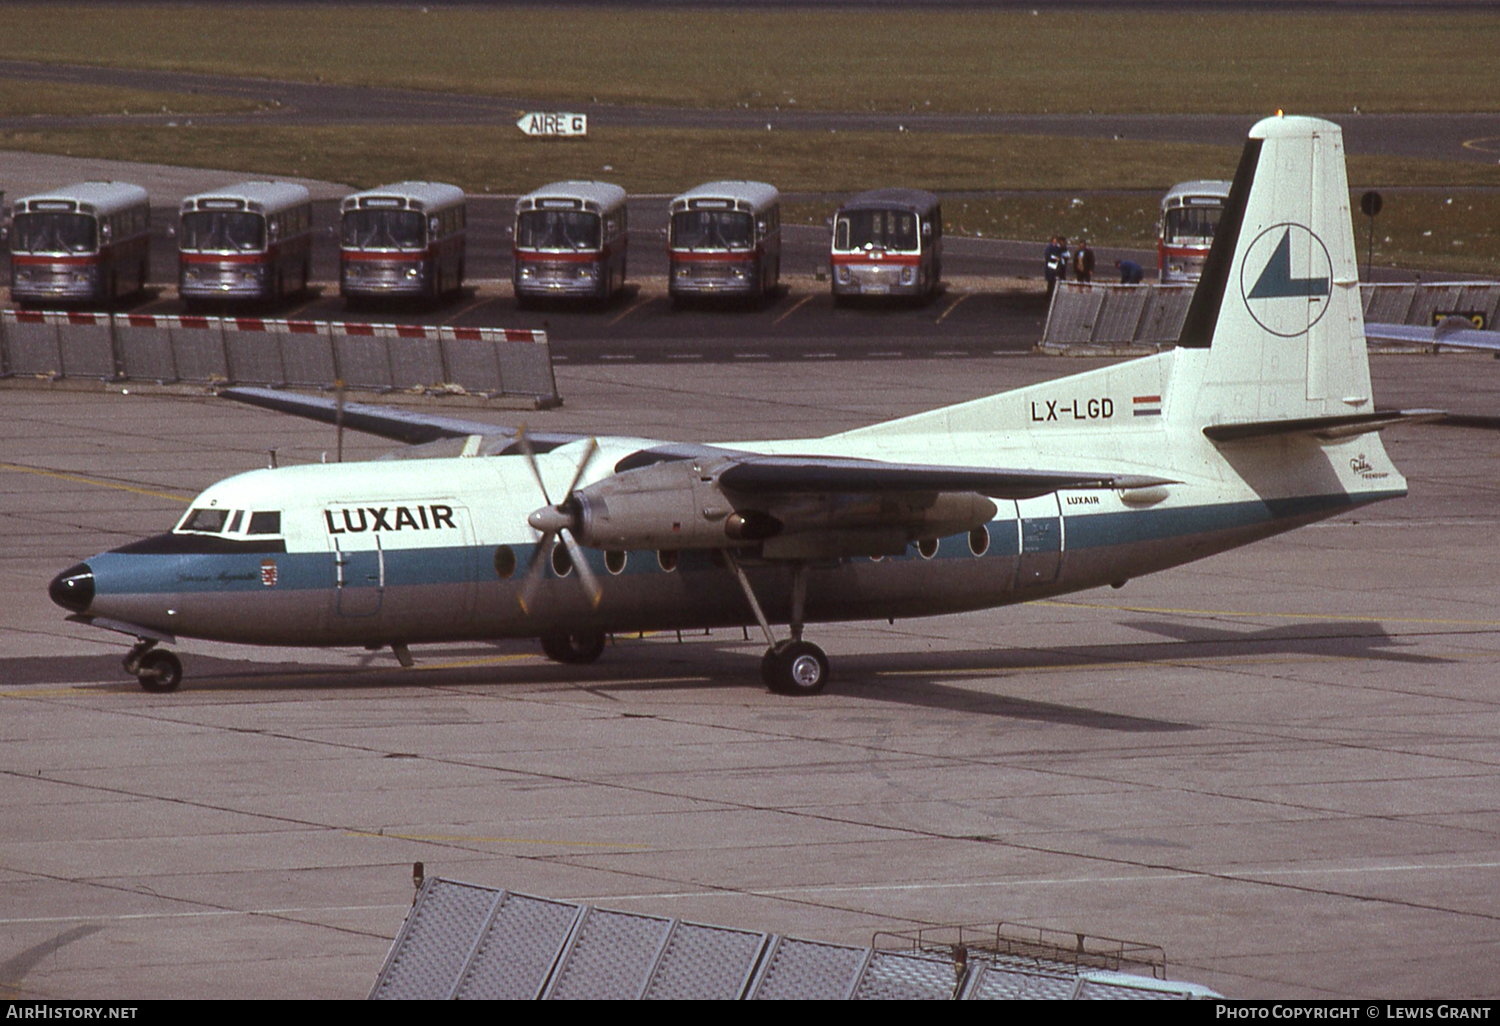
[562,457,999,558]
[571,457,764,550]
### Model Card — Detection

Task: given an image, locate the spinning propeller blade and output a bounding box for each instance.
[516,428,602,613]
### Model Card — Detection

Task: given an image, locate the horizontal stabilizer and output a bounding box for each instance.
[717,455,1174,500]
[1203,409,1445,443]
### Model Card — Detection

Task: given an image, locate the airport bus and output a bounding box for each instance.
[339,181,466,304]
[1157,180,1230,283]
[9,181,151,306]
[178,181,314,304]
[830,188,942,302]
[513,181,628,303]
[667,180,780,303]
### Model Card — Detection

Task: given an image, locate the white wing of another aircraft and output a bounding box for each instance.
[1366,317,1500,353]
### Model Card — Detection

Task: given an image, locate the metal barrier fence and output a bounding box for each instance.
[1042,280,1500,351]
[369,877,1213,1000]
[0,310,560,405]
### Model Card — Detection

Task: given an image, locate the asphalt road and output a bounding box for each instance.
[2,351,1498,1000]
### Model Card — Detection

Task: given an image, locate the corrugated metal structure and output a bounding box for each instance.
[370,877,1218,1000]
[1041,280,1500,352]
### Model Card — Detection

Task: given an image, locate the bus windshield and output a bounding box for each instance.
[1164,205,1222,245]
[342,209,426,250]
[835,209,920,253]
[11,213,97,255]
[671,210,754,250]
[180,211,266,253]
[516,210,600,251]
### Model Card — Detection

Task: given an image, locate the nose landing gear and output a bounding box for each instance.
[124,639,183,693]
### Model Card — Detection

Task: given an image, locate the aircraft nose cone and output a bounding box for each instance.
[49,563,95,614]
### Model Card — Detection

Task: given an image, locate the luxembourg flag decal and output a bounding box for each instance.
[1132,394,1163,418]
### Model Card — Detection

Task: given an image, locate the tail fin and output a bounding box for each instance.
[1174,115,1373,429]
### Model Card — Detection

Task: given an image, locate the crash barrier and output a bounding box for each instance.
[1042,280,1500,351]
[0,311,559,404]
[1040,282,1194,351]
[369,876,1213,1000]
[1360,282,1500,335]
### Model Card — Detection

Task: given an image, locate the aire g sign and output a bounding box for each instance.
[517,112,588,138]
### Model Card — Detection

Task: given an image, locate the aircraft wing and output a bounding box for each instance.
[714,454,1174,500]
[1367,319,1500,353]
[220,387,585,451]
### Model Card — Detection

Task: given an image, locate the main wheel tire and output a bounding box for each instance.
[540,631,606,665]
[136,650,183,693]
[761,640,829,695]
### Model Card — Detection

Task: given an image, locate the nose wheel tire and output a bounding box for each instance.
[540,631,606,665]
[761,640,829,695]
[134,650,183,693]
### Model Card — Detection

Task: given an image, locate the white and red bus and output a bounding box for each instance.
[513,181,628,303]
[178,181,314,304]
[9,181,151,306]
[830,188,942,302]
[339,181,466,304]
[668,180,780,303]
[1157,180,1229,283]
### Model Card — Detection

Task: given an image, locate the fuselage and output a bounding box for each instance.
[49,384,1407,651]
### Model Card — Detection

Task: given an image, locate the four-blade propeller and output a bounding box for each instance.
[516,429,602,613]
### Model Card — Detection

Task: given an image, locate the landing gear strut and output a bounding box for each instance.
[727,554,830,695]
[123,639,183,693]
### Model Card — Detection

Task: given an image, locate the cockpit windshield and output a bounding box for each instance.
[178,508,282,535]
[671,210,754,251]
[516,209,601,251]
[181,508,232,533]
[834,209,920,253]
[342,209,425,250]
[11,213,97,255]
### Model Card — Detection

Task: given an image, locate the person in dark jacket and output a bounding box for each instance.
[1072,240,1095,283]
[1044,235,1069,294]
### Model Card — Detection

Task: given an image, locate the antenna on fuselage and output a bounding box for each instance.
[334,378,346,463]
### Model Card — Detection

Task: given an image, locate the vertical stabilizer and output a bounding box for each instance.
[1174,115,1371,429]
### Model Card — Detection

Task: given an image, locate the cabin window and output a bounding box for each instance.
[968,526,990,557]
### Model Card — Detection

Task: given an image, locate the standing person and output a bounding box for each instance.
[1072,239,1095,283]
[1043,235,1068,295]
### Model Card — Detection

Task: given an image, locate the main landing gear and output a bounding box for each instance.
[728,554,830,696]
[123,639,183,693]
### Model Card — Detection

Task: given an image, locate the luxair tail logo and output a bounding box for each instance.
[1240,223,1333,337]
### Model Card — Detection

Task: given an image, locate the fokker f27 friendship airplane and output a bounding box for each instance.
[49,115,1438,694]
